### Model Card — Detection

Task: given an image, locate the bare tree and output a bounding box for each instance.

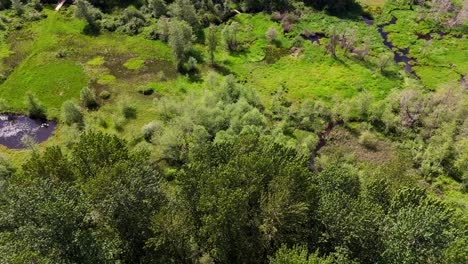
[326,29,339,58]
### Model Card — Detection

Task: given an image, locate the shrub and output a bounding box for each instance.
[359,131,378,150]
[99,91,111,100]
[141,121,160,142]
[11,0,23,15]
[29,0,43,11]
[266,26,278,44]
[121,103,137,119]
[97,116,108,128]
[80,87,98,109]
[113,117,126,132]
[61,101,84,127]
[186,56,198,72]
[25,93,46,120]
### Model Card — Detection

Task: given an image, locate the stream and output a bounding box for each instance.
[371,17,417,75]
[0,114,56,149]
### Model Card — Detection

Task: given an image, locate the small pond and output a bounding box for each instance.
[0,114,56,149]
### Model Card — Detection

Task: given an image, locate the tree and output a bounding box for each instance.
[222,21,240,52]
[168,0,199,28]
[382,188,456,263]
[25,93,46,120]
[11,0,23,15]
[0,132,165,263]
[168,19,193,69]
[326,29,339,58]
[74,0,101,28]
[146,0,167,18]
[378,53,391,73]
[62,100,84,127]
[176,134,314,263]
[206,24,218,65]
[157,16,170,41]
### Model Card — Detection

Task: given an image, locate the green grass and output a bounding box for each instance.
[0,53,88,115]
[97,74,116,85]
[0,8,173,116]
[87,56,105,66]
[123,57,145,70]
[214,13,402,106]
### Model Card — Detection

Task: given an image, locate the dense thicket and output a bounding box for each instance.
[0,130,463,263]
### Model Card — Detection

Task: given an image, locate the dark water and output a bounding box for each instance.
[0,114,56,149]
[301,32,326,44]
[366,17,417,75]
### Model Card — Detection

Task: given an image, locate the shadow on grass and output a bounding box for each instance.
[83,24,100,36]
[211,64,233,76]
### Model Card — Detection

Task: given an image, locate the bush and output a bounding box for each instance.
[121,103,137,119]
[97,116,108,128]
[113,117,126,132]
[25,93,46,120]
[99,91,111,100]
[359,131,378,150]
[266,26,278,44]
[61,101,84,127]
[80,87,98,109]
[29,0,42,11]
[186,56,198,72]
[141,121,160,142]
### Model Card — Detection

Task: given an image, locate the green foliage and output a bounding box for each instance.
[168,0,199,28]
[176,134,313,262]
[121,102,137,119]
[0,132,164,263]
[206,24,218,65]
[123,57,145,70]
[222,21,240,52]
[99,90,111,99]
[80,87,98,109]
[382,188,456,263]
[11,0,22,15]
[61,100,84,127]
[168,19,193,69]
[145,0,167,18]
[25,93,46,120]
[270,245,334,264]
[74,0,102,26]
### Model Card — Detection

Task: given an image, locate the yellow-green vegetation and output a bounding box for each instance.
[87,56,105,66]
[123,57,145,70]
[97,74,116,85]
[358,0,386,6]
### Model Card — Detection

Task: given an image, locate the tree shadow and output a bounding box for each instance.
[83,24,100,36]
[211,64,233,76]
